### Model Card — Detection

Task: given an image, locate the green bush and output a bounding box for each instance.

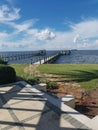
[0,65,16,85]
[0,58,7,65]
[46,81,58,90]
[26,77,40,85]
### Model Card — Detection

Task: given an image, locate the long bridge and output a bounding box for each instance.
[0,50,71,64]
[34,50,71,64]
[34,53,60,64]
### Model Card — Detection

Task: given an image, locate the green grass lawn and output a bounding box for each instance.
[10,64,28,77]
[38,64,98,90]
[10,64,98,90]
[10,64,39,84]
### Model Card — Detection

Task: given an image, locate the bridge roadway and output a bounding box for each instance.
[34,53,60,64]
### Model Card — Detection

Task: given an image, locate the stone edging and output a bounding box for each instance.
[20,81,94,129]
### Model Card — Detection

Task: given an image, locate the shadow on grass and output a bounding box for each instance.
[16,75,40,85]
[52,69,98,83]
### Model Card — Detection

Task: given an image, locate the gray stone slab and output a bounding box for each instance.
[0,109,14,129]
[0,82,92,130]
[22,111,76,130]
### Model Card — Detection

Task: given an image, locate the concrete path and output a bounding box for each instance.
[0,82,90,130]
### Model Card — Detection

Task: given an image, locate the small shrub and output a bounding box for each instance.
[0,65,16,85]
[0,58,7,65]
[27,77,40,85]
[46,81,58,90]
[39,78,48,83]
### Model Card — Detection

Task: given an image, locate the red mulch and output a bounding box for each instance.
[48,84,98,118]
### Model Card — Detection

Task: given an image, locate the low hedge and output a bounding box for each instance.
[46,81,58,90]
[0,58,7,64]
[0,65,16,85]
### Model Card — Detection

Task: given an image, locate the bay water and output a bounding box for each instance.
[55,50,98,64]
[0,50,98,64]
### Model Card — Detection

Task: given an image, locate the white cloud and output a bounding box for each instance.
[0,32,9,39]
[8,19,38,33]
[73,34,80,43]
[95,40,98,44]
[0,5,20,22]
[71,19,98,38]
[57,19,98,49]
[1,5,98,51]
[35,29,56,41]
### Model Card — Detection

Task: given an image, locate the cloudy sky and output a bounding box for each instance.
[0,0,98,51]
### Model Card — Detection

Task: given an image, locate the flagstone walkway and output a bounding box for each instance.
[0,82,91,130]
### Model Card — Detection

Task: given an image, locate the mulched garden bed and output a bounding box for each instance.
[46,78,98,118]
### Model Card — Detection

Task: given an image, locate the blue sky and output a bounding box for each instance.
[0,0,98,51]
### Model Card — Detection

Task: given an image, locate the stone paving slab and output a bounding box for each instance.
[0,109,14,129]
[0,82,91,130]
[23,111,75,130]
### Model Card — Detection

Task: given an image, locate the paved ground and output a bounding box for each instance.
[0,82,90,130]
